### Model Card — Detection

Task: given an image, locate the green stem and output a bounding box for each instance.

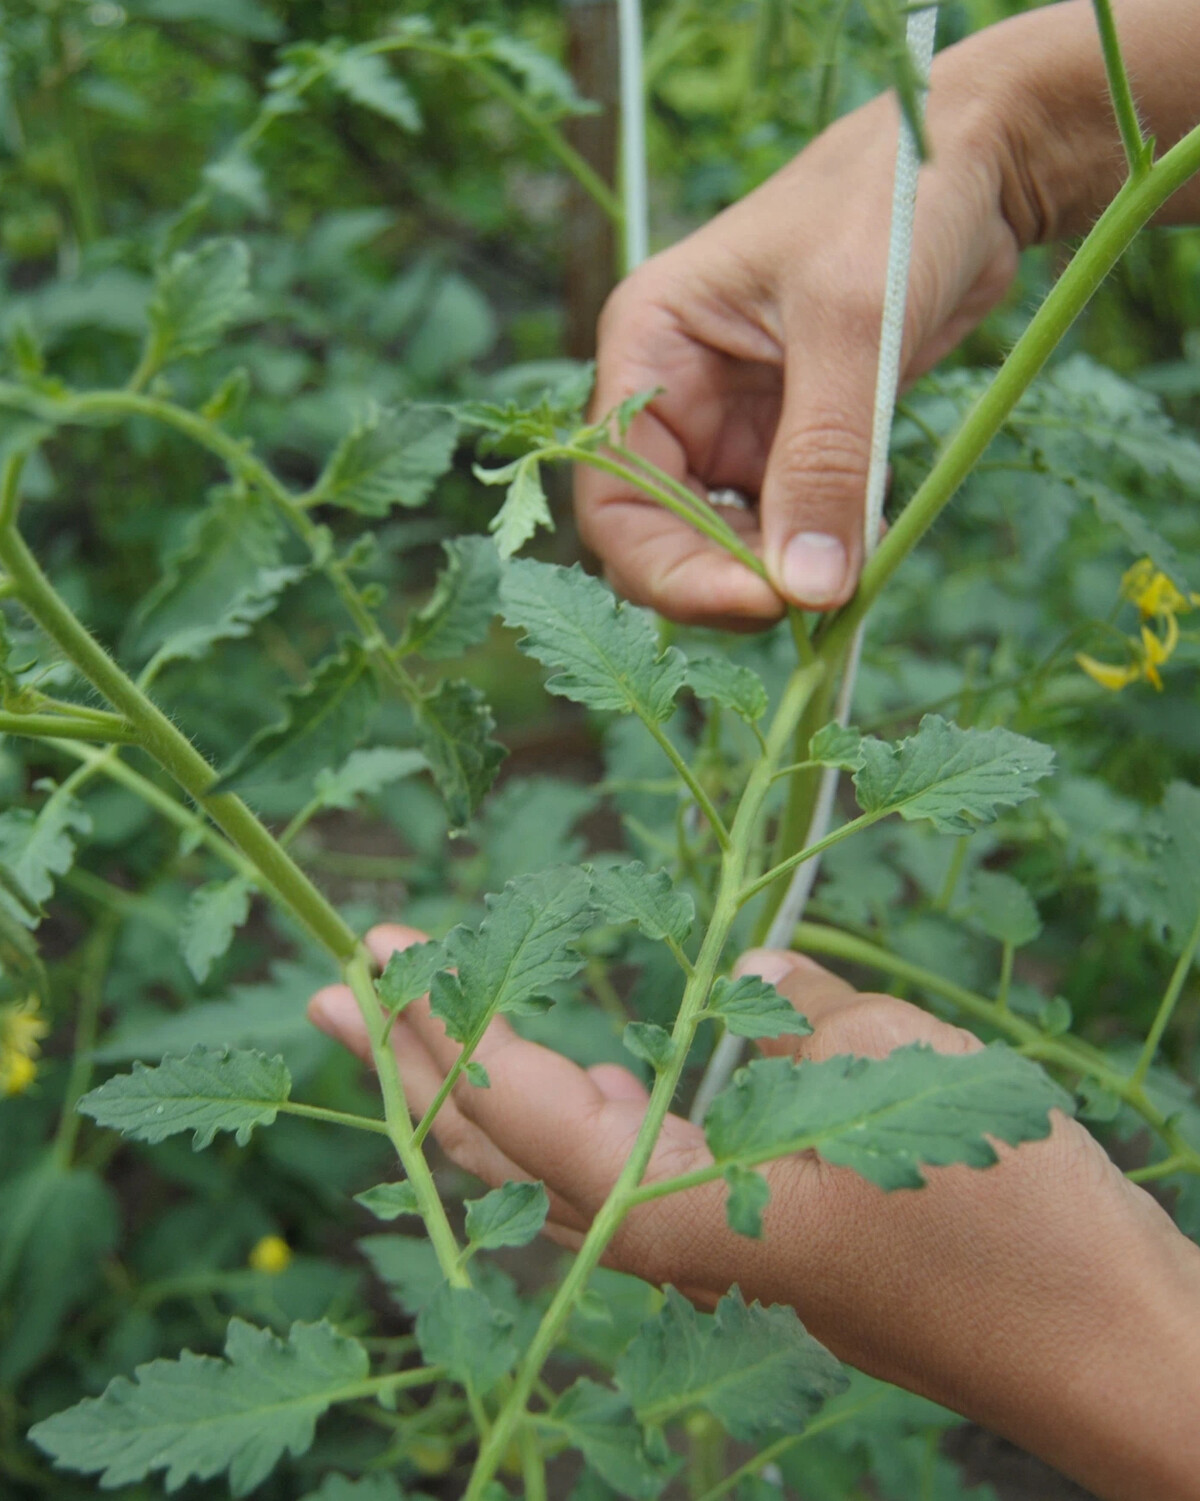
[646,721,730,849]
[1090,0,1149,175]
[52,919,117,1168]
[821,120,1200,669]
[342,952,468,1285]
[520,1425,548,1501]
[1126,1153,1193,1185]
[739,811,877,906]
[1130,900,1200,1089]
[462,660,826,1501]
[0,710,135,743]
[277,1100,390,1135]
[996,941,1015,1012]
[0,521,358,960]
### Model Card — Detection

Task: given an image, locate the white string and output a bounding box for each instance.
[690,6,939,1126]
[617,0,649,271]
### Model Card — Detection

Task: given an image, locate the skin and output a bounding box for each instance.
[577,0,1200,626]
[311,929,1200,1501]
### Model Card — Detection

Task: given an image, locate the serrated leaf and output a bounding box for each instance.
[313,747,428,812]
[544,1379,668,1500]
[464,1180,549,1250]
[810,722,865,771]
[358,1236,442,1314]
[0,792,91,927]
[706,975,812,1040]
[317,404,459,517]
[587,860,694,944]
[704,1044,1072,1190]
[416,678,506,829]
[148,238,251,363]
[616,1287,845,1440]
[402,536,501,660]
[723,1166,770,1239]
[203,152,269,217]
[622,1021,673,1070]
[463,1060,491,1087]
[415,1284,516,1392]
[430,867,594,1043]
[128,488,300,668]
[961,871,1041,947]
[30,1319,368,1495]
[330,49,421,131]
[501,560,685,721]
[181,877,253,983]
[486,456,553,558]
[219,642,378,793]
[483,32,588,114]
[852,716,1054,834]
[354,1182,420,1221]
[378,940,447,1016]
[1158,781,1200,954]
[685,657,768,723]
[78,1046,291,1149]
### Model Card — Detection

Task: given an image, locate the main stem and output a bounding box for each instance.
[463,660,826,1501]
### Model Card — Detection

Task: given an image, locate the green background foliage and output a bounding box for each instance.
[2,1,1199,1498]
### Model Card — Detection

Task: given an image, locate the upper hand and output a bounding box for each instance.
[577,46,1024,627]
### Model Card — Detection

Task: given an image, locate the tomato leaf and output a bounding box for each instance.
[316,403,459,517]
[705,975,812,1040]
[586,860,694,945]
[329,49,421,132]
[685,657,768,723]
[543,1379,670,1500]
[402,535,501,660]
[181,876,253,982]
[415,1284,516,1393]
[148,238,251,363]
[415,678,506,828]
[464,1181,549,1250]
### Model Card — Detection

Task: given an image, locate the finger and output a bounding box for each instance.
[759,298,879,611]
[735,948,859,1026]
[308,982,592,1234]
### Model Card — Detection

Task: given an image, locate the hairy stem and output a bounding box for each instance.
[463,660,826,1500]
[1130,900,1200,1089]
[1090,0,1148,175]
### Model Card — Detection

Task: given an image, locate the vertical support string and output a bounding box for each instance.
[690,5,939,1125]
[617,0,649,270]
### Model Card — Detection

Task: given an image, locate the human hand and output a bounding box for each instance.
[578,0,1200,629]
[310,928,1200,1501]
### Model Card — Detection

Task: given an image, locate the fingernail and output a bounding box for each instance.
[781,532,847,607]
[734,950,800,986]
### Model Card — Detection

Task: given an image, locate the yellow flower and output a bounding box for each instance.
[0,997,48,1097]
[1076,558,1193,692]
[248,1235,292,1275]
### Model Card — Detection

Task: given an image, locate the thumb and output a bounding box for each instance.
[760,320,878,610]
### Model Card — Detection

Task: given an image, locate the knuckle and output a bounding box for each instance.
[768,420,869,506]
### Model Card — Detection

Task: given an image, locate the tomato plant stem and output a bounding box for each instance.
[1130,899,1200,1089]
[1090,0,1149,177]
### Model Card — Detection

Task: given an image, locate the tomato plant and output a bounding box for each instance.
[2,2,1199,1499]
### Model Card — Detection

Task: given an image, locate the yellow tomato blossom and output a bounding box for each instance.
[1076,559,1195,693]
[248,1235,292,1275]
[0,996,49,1097]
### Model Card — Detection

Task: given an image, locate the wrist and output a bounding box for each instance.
[968,1191,1200,1500]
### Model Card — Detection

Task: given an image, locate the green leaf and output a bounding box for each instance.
[723,1166,770,1239]
[685,657,768,723]
[623,1021,674,1071]
[704,1044,1072,1190]
[544,1380,668,1500]
[616,1287,845,1441]
[416,678,506,829]
[415,1284,516,1393]
[810,722,865,772]
[1158,781,1200,953]
[430,867,594,1043]
[587,860,694,945]
[317,404,459,517]
[0,791,91,927]
[961,871,1041,947]
[300,1476,406,1501]
[484,456,553,558]
[30,1319,369,1496]
[0,1159,119,1384]
[148,238,251,363]
[501,560,685,721]
[402,536,501,660]
[358,1236,443,1314]
[330,49,421,131]
[378,940,446,1016]
[481,777,595,888]
[218,642,378,793]
[482,32,589,114]
[313,746,428,812]
[463,1060,491,1088]
[706,975,812,1041]
[128,488,300,668]
[852,716,1054,834]
[464,1180,549,1250]
[78,1046,291,1149]
[354,1182,420,1222]
[181,876,253,983]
